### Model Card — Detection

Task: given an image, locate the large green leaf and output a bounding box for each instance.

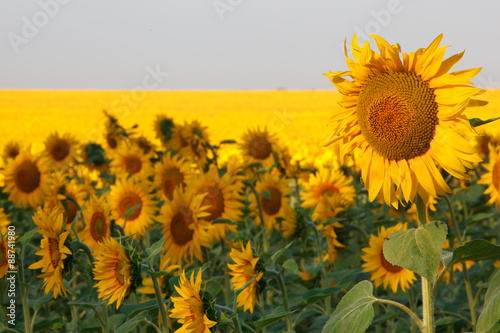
[444,240,500,267]
[322,281,376,333]
[383,221,447,282]
[477,270,500,333]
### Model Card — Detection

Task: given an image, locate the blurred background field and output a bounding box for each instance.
[0,89,499,151]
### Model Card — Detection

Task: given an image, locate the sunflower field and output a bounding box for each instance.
[1,35,500,333]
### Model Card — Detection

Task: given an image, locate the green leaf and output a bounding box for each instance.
[303,287,342,305]
[435,316,462,326]
[477,270,500,333]
[444,240,500,267]
[67,300,101,312]
[282,259,301,276]
[121,299,162,318]
[255,311,295,332]
[467,212,496,225]
[124,203,142,220]
[142,236,164,262]
[220,139,237,145]
[383,221,447,281]
[212,218,238,225]
[28,293,54,311]
[116,311,148,333]
[19,228,38,248]
[260,189,271,200]
[271,241,294,263]
[324,218,347,225]
[322,281,376,333]
[469,117,500,127]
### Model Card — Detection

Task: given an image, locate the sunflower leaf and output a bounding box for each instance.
[383,221,448,282]
[254,311,296,332]
[124,203,142,221]
[303,286,342,305]
[212,218,238,225]
[260,189,271,200]
[19,228,38,248]
[142,236,164,262]
[116,311,148,333]
[477,270,500,333]
[444,239,500,267]
[469,117,500,127]
[220,139,237,145]
[322,280,376,333]
[282,259,301,276]
[271,241,294,263]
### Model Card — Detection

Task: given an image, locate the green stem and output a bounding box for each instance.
[213,304,243,333]
[416,194,434,333]
[150,272,169,333]
[375,299,424,331]
[311,221,331,315]
[408,288,417,333]
[246,181,268,252]
[19,238,31,333]
[268,270,292,331]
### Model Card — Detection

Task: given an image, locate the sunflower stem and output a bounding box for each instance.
[18,227,31,333]
[245,181,269,253]
[416,194,434,333]
[268,269,292,331]
[444,196,476,330]
[408,287,417,333]
[150,271,169,333]
[311,221,331,315]
[100,302,109,333]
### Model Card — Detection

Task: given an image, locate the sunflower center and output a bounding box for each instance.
[249,136,272,160]
[261,187,282,215]
[357,72,438,161]
[48,237,61,269]
[200,185,225,221]
[163,168,184,200]
[493,160,500,191]
[114,261,126,285]
[380,249,403,273]
[124,156,142,174]
[170,206,195,246]
[50,139,70,161]
[321,185,339,198]
[90,212,107,242]
[14,160,41,193]
[119,194,143,221]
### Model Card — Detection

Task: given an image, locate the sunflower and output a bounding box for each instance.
[2,140,21,162]
[110,141,154,179]
[438,239,475,284]
[178,120,211,168]
[0,234,9,279]
[479,144,500,206]
[361,223,417,293]
[79,195,112,254]
[110,177,157,239]
[240,127,277,168]
[190,165,244,242]
[320,222,345,264]
[44,132,79,167]
[170,269,217,332]
[324,34,484,207]
[80,142,109,174]
[249,172,296,233]
[154,151,192,201]
[93,237,136,309]
[158,187,211,265]
[28,207,72,298]
[301,167,356,222]
[3,151,51,209]
[0,208,11,236]
[227,241,263,313]
[154,114,176,145]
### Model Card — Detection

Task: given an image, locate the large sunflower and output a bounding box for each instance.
[361,222,417,293]
[3,151,51,209]
[324,34,484,207]
[110,177,157,239]
[110,141,153,179]
[28,207,72,298]
[93,237,135,309]
[479,144,500,206]
[80,195,112,254]
[227,241,263,313]
[249,172,296,233]
[158,187,211,265]
[170,269,217,333]
[240,127,277,168]
[190,165,244,242]
[154,151,192,201]
[301,167,356,222]
[44,132,79,167]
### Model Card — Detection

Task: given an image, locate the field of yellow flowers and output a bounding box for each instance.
[2,35,500,333]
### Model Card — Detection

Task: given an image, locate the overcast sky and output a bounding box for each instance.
[1,0,499,90]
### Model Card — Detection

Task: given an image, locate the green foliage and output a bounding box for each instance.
[477,270,500,333]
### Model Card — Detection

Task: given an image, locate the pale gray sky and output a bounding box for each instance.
[1,0,499,90]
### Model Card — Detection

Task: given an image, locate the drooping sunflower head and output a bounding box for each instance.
[361,222,417,293]
[159,186,212,265]
[154,151,193,201]
[190,165,244,242]
[110,141,153,179]
[132,135,157,155]
[479,144,500,206]
[45,132,79,167]
[80,194,112,254]
[301,167,356,222]
[109,177,157,239]
[2,140,21,162]
[178,120,211,169]
[240,127,277,167]
[93,237,141,309]
[154,114,176,144]
[3,151,51,209]
[319,222,345,264]
[227,241,264,313]
[28,206,72,298]
[170,269,218,332]
[325,34,485,207]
